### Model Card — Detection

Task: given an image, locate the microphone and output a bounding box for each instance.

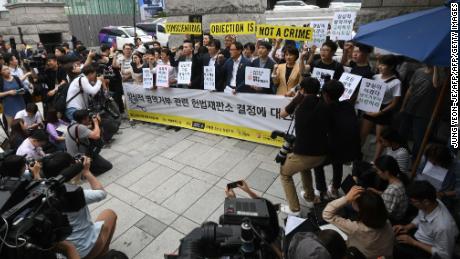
[54,163,84,184]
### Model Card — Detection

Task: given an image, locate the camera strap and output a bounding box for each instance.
[67,123,89,151]
[66,77,84,106]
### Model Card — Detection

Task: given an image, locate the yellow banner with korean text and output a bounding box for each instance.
[256,24,314,41]
[210,21,257,35]
[165,22,202,35]
[123,83,292,147]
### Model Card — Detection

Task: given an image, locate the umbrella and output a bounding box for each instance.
[353,1,453,66]
[353,1,457,177]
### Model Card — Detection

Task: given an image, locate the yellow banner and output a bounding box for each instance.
[165,22,202,35]
[127,110,284,147]
[256,24,314,41]
[210,21,257,35]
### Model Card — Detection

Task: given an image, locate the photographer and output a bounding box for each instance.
[16,129,47,160]
[65,109,112,175]
[42,152,118,259]
[278,77,331,215]
[94,44,124,114]
[65,65,103,122]
[35,54,67,110]
[14,102,44,131]
[0,154,41,180]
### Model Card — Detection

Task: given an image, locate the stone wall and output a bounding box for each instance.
[1,2,70,45]
[165,0,266,48]
[357,0,444,26]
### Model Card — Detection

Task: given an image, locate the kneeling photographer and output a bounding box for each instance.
[65,109,112,175]
[278,77,331,216]
[42,152,118,259]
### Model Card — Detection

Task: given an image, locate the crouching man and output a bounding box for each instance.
[42,152,117,259]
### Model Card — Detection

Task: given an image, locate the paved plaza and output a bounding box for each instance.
[84,120,353,258]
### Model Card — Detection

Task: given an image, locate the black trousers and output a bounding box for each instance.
[313,161,343,192]
[90,153,113,176]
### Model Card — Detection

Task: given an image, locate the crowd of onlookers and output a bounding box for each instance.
[0,30,457,259]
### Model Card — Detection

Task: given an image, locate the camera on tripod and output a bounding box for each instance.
[174,198,279,259]
[271,130,296,165]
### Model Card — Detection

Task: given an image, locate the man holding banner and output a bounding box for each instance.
[248,41,276,94]
[201,39,227,91]
[222,42,251,94]
[176,40,203,90]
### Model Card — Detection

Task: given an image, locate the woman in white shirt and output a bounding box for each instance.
[361,54,402,163]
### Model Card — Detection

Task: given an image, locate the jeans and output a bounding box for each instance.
[399,112,430,161]
[65,107,78,122]
[280,153,325,211]
[313,162,343,193]
[90,153,113,176]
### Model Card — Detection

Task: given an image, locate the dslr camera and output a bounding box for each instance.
[271,130,296,165]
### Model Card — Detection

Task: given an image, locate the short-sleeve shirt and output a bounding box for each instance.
[373,74,401,105]
[404,68,437,118]
[381,181,408,221]
[65,123,92,156]
[411,200,459,259]
[14,109,43,128]
[65,188,107,258]
[2,78,25,117]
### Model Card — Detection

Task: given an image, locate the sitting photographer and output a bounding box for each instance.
[42,152,118,259]
[0,154,41,180]
[16,128,48,160]
[65,64,103,122]
[14,102,44,131]
[65,109,112,175]
[278,77,331,215]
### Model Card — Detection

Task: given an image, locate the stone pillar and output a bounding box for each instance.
[165,0,267,47]
[357,0,444,26]
[5,1,70,46]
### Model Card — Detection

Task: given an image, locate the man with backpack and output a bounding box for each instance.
[65,65,103,122]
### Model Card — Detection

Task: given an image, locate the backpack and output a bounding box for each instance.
[53,77,83,113]
[0,75,32,104]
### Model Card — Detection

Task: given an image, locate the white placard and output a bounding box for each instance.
[142,68,153,89]
[177,61,193,85]
[245,67,271,89]
[311,67,335,88]
[309,21,329,47]
[285,215,307,236]
[421,161,448,190]
[330,12,357,41]
[339,72,362,101]
[355,78,386,113]
[203,66,216,90]
[155,65,169,88]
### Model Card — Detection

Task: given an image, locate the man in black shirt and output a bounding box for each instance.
[313,80,362,199]
[279,77,331,215]
[37,54,67,111]
[307,41,344,80]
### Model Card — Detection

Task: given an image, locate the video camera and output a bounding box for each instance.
[0,163,86,259]
[174,198,279,259]
[271,130,295,165]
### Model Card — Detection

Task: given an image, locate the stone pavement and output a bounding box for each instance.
[84,121,353,259]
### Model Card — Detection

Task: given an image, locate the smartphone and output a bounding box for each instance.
[16,88,25,94]
[33,68,39,74]
[227,180,243,189]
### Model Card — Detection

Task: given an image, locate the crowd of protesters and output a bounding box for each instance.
[0,28,457,259]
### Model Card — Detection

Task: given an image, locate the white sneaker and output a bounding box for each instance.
[280,204,300,216]
[300,191,315,208]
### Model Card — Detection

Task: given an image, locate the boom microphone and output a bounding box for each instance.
[55,163,84,184]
